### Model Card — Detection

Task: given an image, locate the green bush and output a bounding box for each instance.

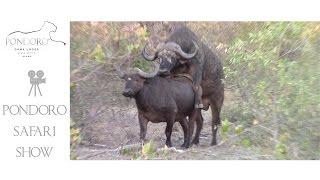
[225,22,320,159]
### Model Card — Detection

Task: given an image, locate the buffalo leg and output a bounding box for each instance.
[189,63,204,109]
[193,85,204,109]
[138,113,148,143]
[192,112,203,145]
[210,104,221,146]
[179,118,189,148]
[186,110,199,148]
[165,120,174,147]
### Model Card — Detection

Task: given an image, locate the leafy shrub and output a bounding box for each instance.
[225,22,320,159]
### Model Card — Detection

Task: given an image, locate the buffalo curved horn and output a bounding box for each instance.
[141,42,165,61]
[134,63,159,78]
[142,43,157,61]
[165,41,199,59]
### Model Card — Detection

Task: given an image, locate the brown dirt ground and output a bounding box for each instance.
[73,91,270,160]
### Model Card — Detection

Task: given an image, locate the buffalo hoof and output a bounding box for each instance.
[181,142,190,149]
[166,141,173,148]
[211,140,217,146]
[192,139,200,145]
[139,139,146,145]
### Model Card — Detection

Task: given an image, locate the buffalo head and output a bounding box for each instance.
[117,63,159,98]
[142,41,199,76]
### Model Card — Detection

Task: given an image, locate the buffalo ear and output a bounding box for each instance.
[137,76,148,85]
[123,74,129,80]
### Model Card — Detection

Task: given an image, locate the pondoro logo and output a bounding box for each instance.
[6,21,66,59]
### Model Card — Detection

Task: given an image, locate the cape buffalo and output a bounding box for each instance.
[117,65,203,148]
[141,26,224,145]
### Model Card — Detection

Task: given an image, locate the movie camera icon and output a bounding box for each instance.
[28,70,46,96]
